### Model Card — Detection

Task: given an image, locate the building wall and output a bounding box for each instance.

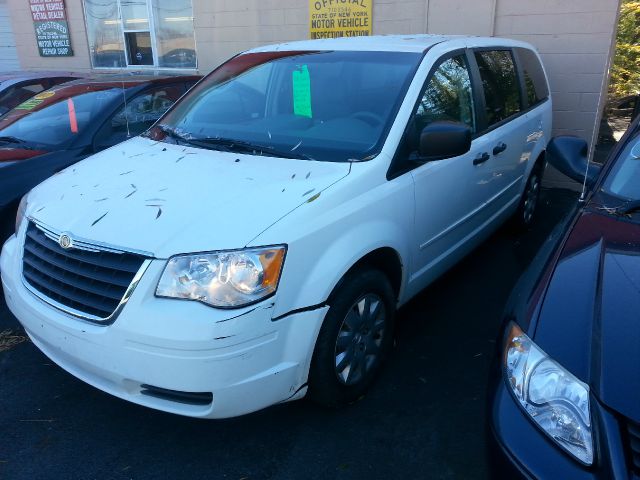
[0,0,19,70]
[6,0,621,143]
[7,0,91,71]
[494,0,620,142]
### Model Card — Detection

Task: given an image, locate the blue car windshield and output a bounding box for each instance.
[152,50,422,162]
[602,134,640,201]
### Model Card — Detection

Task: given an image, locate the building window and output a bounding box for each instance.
[83,0,197,69]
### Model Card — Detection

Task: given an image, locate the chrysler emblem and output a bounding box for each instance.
[59,233,73,249]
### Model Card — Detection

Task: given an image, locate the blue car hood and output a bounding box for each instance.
[532,210,640,422]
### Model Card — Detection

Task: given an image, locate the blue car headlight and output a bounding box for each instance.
[504,323,593,465]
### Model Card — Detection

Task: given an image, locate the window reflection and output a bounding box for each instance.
[83,0,196,69]
[475,50,521,125]
[153,0,196,68]
[416,55,476,132]
[84,0,126,68]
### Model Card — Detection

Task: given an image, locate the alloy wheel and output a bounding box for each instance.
[334,293,387,386]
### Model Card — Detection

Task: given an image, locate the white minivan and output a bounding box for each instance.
[1,35,551,418]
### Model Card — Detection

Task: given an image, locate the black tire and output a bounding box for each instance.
[511,164,543,231]
[308,268,396,407]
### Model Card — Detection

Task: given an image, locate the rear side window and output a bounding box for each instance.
[0,81,47,114]
[515,48,549,107]
[474,50,520,126]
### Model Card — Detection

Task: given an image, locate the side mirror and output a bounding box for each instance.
[419,121,472,161]
[547,136,602,188]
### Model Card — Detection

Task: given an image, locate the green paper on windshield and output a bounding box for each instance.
[292,65,312,118]
[15,98,43,110]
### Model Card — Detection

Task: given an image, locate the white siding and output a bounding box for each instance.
[0,0,19,71]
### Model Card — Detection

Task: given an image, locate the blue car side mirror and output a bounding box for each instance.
[547,136,602,188]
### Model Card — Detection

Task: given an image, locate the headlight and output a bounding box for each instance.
[15,194,28,233]
[504,323,593,465]
[156,246,286,308]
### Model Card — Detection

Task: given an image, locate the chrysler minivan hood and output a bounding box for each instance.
[26,137,350,257]
[532,210,640,422]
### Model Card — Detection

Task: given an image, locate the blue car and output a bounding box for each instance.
[0,74,200,241]
[488,119,640,477]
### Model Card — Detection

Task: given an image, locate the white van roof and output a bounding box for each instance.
[247,34,534,54]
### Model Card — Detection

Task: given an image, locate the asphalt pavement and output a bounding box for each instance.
[0,187,578,480]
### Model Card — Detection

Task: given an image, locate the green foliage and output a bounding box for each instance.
[610,1,640,98]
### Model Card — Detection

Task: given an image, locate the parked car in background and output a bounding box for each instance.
[488,119,640,477]
[0,74,200,240]
[2,35,551,418]
[0,72,82,116]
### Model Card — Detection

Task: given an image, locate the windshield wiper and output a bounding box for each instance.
[596,199,640,216]
[155,124,192,144]
[616,199,640,215]
[187,137,313,160]
[0,136,32,148]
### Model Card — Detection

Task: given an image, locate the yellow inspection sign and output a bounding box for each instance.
[309,0,372,39]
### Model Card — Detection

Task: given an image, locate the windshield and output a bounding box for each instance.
[150,50,422,162]
[602,133,640,201]
[0,88,121,148]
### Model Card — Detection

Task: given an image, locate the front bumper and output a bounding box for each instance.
[487,362,631,479]
[1,233,328,418]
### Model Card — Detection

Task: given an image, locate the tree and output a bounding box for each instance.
[609,0,640,98]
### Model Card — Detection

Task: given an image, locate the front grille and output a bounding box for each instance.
[626,419,640,474]
[22,221,147,321]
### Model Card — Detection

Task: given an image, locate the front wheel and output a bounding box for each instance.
[308,269,396,407]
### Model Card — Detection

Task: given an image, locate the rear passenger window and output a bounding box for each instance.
[0,82,47,114]
[414,55,475,133]
[515,48,549,107]
[474,50,520,126]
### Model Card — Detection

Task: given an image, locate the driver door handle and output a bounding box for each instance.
[493,142,507,155]
[473,152,490,166]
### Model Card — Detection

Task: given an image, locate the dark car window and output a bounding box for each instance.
[0,81,47,115]
[515,48,549,107]
[94,85,183,149]
[414,54,476,134]
[474,50,521,126]
[0,88,121,147]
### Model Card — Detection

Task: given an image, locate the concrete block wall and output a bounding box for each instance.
[494,0,620,143]
[195,0,308,71]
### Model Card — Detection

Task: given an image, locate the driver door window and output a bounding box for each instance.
[94,85,183,150]
[414,55,476,135]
